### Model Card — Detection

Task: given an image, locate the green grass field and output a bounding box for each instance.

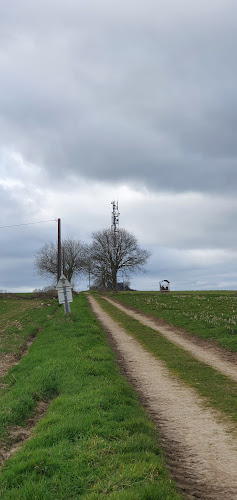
[95,295,237,426]
[0,293,181,500]
[0,294,59,366]
[106,291,237,351]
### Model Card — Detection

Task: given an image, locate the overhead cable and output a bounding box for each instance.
[0,219,57,229]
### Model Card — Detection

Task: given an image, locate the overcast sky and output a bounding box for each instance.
[1,0,237,292]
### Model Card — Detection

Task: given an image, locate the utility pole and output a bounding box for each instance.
[62,247,65,275]
[57,218,61,283]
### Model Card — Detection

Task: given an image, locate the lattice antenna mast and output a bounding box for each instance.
[111,201,120,233]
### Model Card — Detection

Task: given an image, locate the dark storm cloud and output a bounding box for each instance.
[1,0,237,193]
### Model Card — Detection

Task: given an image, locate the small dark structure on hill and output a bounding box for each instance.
[159,280,170,292]
[116,282,131,291]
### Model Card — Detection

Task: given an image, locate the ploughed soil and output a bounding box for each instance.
[88,295,237,500]
[104,297,237,383]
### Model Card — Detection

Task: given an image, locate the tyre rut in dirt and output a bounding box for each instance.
[88,295,237,500]
[104,297,237,383]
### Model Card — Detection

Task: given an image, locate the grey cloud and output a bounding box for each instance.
[140,245,237,291]
[124,192,237,251]
[1,0,237,292]
[0,1,237,193]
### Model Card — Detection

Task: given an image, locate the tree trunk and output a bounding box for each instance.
[112,270,117,291]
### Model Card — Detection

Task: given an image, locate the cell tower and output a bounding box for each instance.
[111,201,120,233]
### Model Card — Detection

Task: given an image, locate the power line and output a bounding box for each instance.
[0,219,57,229]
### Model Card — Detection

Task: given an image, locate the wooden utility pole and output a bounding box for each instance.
[62,247,65,275]
[57,218,61,283]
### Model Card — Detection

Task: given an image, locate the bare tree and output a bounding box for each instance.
[35,238,87,285]
[90,228,151,290]
[80,243,94,290]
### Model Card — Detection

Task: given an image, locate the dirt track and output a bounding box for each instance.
[88,295,237,500]
[104,297,237,383]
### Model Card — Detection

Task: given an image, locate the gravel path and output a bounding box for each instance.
[88,295,237,500]
[104,297,237,383]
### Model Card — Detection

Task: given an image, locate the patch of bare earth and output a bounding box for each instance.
[88,295,237,500]
[0,301,57,381]
[104,297,237,383]
[0,400,50,469]
[0,329,42,379]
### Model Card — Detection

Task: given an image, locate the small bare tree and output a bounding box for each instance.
[35,238,87,285]
[90,228,151,291]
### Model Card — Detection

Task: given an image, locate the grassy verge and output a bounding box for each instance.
[95,295,237,426]
[0,294,181,500]
[0,294,59,361]
[106,291,237,352]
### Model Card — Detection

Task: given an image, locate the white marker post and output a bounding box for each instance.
[56,274,73,314]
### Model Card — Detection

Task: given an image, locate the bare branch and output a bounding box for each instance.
[90,228,151,290]
[34,238,87,285]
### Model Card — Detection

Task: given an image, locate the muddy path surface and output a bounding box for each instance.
[104,297,237,383]
[88,295,237,500]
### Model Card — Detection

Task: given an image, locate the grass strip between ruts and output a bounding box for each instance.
[0,293,182,500]
[95,295,237,427]
[106,291,237,352]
